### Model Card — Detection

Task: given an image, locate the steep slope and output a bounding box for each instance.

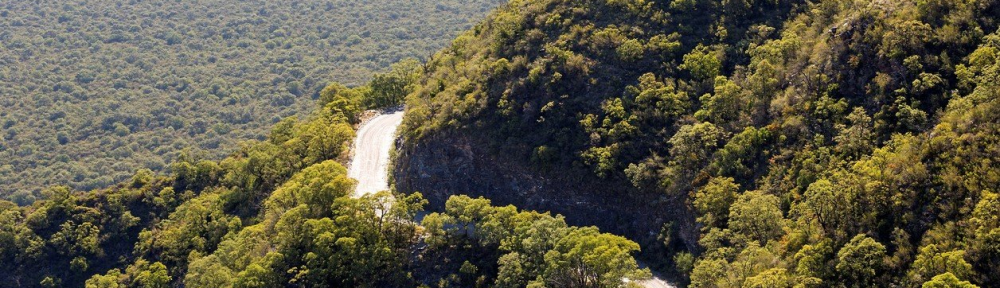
[0,54,653,288]
[395,0,1000,286]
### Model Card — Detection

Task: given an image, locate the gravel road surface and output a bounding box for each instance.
[347,110,404,197]
[345,109,673,287]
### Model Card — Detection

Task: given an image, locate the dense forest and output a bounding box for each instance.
[397,0,1000,287]
[0,0,501,201]
[4,0,1000,287]
[0,59,648,287]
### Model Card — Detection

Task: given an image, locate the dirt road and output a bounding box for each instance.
[346,109,673,287]
[636,270,676,288]
[347,110,404,197]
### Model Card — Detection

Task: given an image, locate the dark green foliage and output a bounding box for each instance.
[0,41,649,287]
[399,0,1000,287]
[5,0,1000,286]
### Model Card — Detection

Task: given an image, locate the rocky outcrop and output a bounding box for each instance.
[393,131,700,272]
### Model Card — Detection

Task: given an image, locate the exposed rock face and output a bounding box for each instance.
[393,131,700,266]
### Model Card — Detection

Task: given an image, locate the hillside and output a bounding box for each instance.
[0,53,650,287]
[3,0,1000,287]
[0,0,501,201]
[395,0,1000,286]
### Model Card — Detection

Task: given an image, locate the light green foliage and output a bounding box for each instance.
[836,235,887,287]
[85,269,123,288]
[909,245,973,284]
[690,258,728,288]
[793,239,834,280]
[7,0,1000,287]
[681,45,722,80]
[617,38,646,62]
[127,260,171,288]
[666,122,725,187]
[742,268,795,288]
[726,190,784,245]
[695,76,745,125]
[833,107,876,158]
[86,259,171,288]
[674,252,695,274]
[542,227,649,287]
[178,155,423,287]
[264,161,355,219]
[421,212,456,248]
[967,191,1000,283]
[922,273,979,288]
[431,195,649,288]
[184,255,235,288]
[633,73,690,120]
[693,177,739,229]
[800,179,849,236]
[136,190,237,273]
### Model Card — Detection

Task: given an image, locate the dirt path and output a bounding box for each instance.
[347,109,674,287]
[347,110,404,197]
[636,269,676,288]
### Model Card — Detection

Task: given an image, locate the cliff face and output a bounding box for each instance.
[393,131,699,265]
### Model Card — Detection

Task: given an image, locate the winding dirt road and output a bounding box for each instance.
[345,109,673,288]
[347,110,404,197]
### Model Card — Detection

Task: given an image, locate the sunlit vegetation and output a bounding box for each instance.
[0,61,413,286]
[400,0,1000,286]
[4,0,1000,286]
[0,53,649,287]
[421,195,650,287]
[0,0,502,201]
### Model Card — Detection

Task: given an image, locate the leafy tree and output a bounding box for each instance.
[429,195,649,288]
[728,191,784,245]
[836,235,887,287]
[184,255,235,288]
[922,273,979,288]
[681,45,722,80]
[539,227,650,287]
[693,177,739,229]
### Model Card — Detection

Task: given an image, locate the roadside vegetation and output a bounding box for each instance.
[3,0,1000,287]
[0,57,646,287]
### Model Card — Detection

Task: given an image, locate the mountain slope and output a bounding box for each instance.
[0,51,651,288]
[395,0,1000,286]
[0,0,502,200]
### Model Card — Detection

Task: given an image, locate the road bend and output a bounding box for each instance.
[345,109,674,288]
[347,109,404,197]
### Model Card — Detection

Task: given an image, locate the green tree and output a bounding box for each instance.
[681,45,722,80]
[85,270,122,288]
[693,177,739,229]
[728,191,784,245]
[184,255,235,288]
[836,235,887,287]
[922,273,978,288]
[539,227,650,287]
